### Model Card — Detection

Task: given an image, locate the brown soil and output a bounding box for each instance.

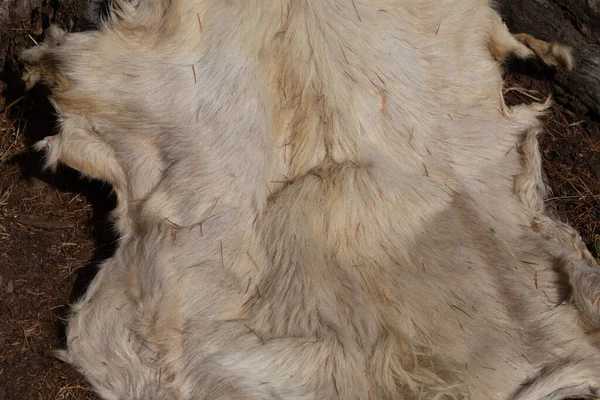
[503,64,600,250]
[0,2,599,399]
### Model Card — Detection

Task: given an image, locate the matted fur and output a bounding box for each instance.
[21,0,600,399]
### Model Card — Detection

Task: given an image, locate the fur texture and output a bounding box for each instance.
[22,0,599,399]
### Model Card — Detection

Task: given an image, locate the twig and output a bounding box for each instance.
[197,13,203,32]
[351,0,362,22]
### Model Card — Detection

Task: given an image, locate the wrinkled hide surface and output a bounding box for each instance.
[21,0,600,399]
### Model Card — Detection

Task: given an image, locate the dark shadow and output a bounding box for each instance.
[0,54,26,113]
[505,56,559,79]
[504,55,600,123]
[10,86,119,346]
[80,0,111,31]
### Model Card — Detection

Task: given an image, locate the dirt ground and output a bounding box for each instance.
[0,1,599,399]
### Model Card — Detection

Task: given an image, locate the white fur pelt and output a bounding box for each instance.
[21,0,600,399]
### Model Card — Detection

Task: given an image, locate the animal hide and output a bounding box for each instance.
[21,0,600,398]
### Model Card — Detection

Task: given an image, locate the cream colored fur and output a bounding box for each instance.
[21,0,600,399]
